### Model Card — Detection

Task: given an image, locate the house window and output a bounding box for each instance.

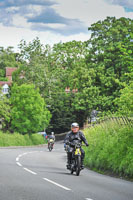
[2,84,9,94]
[2,88,8,94]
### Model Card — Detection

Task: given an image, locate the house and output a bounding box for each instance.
[0,82,12,94]
[6,67,17,81]
[65,87,78,93]
[0,67,17,94]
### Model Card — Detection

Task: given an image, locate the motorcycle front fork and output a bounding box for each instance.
[48,143,54,148]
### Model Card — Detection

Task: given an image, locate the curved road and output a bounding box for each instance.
[0,141,132,200]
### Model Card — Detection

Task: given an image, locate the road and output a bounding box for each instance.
[0,141,133,200]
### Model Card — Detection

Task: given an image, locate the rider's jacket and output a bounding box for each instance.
[48,135,55,141]
[64,130,88,146]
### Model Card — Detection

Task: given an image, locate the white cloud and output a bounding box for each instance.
[0,23,90,52]
[6,6,19,12]
[0,0,132,52]
[53,0,133,26]
[38,23,66,28]
[27,5,44,16]
[12,15,31,28]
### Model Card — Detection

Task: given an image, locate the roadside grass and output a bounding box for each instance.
[83,121,133,180]
[0,131,47,147]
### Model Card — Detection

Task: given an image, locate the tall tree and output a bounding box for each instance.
[114,81,133,117]
[0,90,11,130]
[85,17,133,112]
[10,84,51,134]
[0,47,20,79]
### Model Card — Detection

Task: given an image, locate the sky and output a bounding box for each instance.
[0,0,133,52]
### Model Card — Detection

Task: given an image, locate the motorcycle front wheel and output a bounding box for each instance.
[76,155,81,176]
[48,143,52,151]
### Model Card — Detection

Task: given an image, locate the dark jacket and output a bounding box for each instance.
[64,130,88,146]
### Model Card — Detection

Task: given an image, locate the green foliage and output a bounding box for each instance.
[84,120,133,178]
[114,82,133,116]
[14,39,90,131]
[0,77,8,81]
[0,131,47,146]
[0,47,20,78]
[3,17,132,132]
[86,17,133,112]
[10,83,51,134]
[0,90,11,129]
[47,92,77,133]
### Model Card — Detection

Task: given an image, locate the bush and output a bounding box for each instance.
[84,121,133,179]
[0,131,47,146]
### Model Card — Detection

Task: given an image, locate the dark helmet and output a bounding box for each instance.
[71,122,79,128]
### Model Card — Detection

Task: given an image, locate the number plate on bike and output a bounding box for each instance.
[75,148,81,155]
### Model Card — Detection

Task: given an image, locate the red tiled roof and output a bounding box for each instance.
[6,67,17,76]
[0,81,12,87]
[65,87,78,93]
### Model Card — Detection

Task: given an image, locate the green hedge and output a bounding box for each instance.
[0,131,47,147]
[84,121,133,179]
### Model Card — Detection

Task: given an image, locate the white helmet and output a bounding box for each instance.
[71,122,79,128]
[51,132,54,135]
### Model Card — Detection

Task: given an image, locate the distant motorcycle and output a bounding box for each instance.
[67,140,83,176]
[48,139,54,151]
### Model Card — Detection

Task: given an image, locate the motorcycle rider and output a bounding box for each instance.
[48,132,55,149]
[64,122,89,169]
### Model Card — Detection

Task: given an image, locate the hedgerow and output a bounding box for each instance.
[84,121,133,179]
[0,131,47,147]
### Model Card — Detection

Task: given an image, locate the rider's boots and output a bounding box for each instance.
[66,154,71,169]
[66,159,71,169]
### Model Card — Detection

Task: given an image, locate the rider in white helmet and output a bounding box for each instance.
[48,132,55,148]
[64,122,89,169]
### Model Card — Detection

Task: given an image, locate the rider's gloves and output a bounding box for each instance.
[66,141,70,145]
[86,143,89,147]
[70,142,75,147]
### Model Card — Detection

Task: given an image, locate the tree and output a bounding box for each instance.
[13,38,52,96]
[0,90,11,130]
[13,39,90,131]
[10,84,51,134]
[114,81,133,116]
[46,91,78,133]
[85,17,133,112]
[12,18,132,132]
[0,47,21,79]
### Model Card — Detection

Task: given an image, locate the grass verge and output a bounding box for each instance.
[0,131,47,147]
[83,121,133,180]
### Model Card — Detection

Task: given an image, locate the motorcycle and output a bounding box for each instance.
[48,138,54,151]
[67,140,83,176]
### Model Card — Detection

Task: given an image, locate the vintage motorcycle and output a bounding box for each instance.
[66,140,83,176]
[48,138,54,151]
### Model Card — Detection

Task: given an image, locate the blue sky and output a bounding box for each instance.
[0,0,132,52]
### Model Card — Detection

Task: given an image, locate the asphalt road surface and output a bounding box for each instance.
[0,141,133,200]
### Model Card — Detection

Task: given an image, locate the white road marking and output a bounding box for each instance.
[22,152,28,155]
[85,198,93,200]
[16,162,22,167]
[43,178,71,191]
[16,157,19,162]
[23,167,37,175]
[16,150,71,192]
